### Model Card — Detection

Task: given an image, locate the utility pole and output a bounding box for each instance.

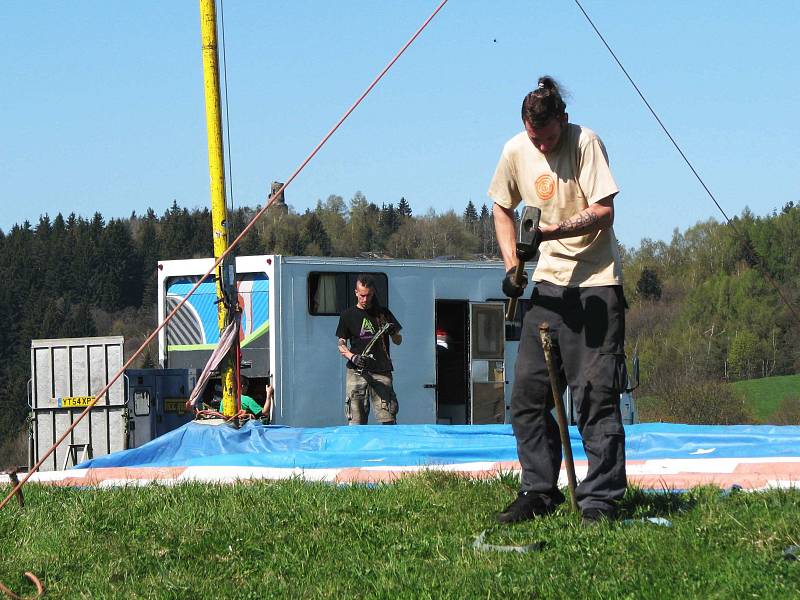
[199,0,237,416]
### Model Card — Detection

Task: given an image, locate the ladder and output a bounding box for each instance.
[62,443,93,470]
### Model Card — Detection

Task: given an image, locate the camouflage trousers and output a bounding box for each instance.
[345,369,399,425]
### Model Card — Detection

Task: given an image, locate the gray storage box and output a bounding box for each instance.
[29,336,126,471]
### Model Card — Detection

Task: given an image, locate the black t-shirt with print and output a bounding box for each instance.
[336,305,401,373]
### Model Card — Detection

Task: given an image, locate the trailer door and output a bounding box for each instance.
[469,302,506,424]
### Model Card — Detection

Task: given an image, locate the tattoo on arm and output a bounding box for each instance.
[339,338,350,358]
[556,209,599,236]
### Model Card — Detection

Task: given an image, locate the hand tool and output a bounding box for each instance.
[538,322,579,512]
[355,322,392,374]
[505,206,541,321]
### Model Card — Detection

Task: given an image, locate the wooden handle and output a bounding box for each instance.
[505,262,525,321]
[538,322,579,513]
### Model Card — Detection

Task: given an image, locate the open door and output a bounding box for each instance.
[435,301,469,425]
[469,302,505,424]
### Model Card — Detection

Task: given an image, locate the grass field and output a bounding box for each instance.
[733,374,800,422]
[1,474,799,599]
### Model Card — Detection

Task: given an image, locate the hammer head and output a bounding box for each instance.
[516,205,542,255]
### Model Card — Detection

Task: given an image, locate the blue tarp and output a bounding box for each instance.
[76,422,800,470]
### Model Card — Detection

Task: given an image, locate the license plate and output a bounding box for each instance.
[164,399,188,414]
[57,396,94,408]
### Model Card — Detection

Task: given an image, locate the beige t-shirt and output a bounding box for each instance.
[488,123,623,287]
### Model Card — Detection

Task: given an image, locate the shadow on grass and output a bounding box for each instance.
[618,485,698,520]
[396,469,702,522]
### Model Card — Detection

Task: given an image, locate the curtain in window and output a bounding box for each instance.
[315,274,338,313]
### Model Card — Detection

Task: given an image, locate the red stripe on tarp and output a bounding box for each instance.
[9,460,800,490]
[44,467,189,486]
[628,474,773,490]
[733,461,800,476]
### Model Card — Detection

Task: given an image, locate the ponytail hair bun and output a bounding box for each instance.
[522,75,567,127]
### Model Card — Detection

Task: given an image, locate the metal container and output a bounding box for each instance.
[29,336,126,471]
[125,368,199,449]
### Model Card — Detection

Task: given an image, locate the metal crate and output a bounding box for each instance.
[29,336,126,471]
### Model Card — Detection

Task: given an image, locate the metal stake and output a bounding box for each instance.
[538,323,579,512]
[4,469,24,509]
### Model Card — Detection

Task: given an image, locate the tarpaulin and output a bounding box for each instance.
[75,422,800,470]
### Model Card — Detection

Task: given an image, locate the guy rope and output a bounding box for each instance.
[0,0,449,507]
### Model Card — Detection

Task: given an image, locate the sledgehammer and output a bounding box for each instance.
[505,206,541,321]
[538,323,579,513]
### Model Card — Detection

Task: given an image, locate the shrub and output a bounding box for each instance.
[0,425,27,471]
[769,395,800,425]
[639,373,753,425]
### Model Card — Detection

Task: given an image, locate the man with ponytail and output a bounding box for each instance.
[489,76,627,525]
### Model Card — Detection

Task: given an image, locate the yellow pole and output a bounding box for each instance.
[199,0,237,416]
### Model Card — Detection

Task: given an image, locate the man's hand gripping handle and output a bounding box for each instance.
[505,206,542,321]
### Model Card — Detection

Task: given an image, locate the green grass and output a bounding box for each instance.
[733,374,800,422]
[1,474,799,599]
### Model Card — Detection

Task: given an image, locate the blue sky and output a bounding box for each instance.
[2,1,798,249]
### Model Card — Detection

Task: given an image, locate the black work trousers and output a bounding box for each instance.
[511,281,627,512]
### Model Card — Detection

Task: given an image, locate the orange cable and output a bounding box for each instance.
[0,572,44,599]
[0,0,448,512]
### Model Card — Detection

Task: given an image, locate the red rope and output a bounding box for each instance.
[236,311,242,414]
[0,0,449,512]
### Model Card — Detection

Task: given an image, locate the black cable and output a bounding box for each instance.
[218,0,236,218]
[573,0,800,324]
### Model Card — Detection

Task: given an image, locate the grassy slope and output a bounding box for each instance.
[733,374,800,422]
[1,475,798,599]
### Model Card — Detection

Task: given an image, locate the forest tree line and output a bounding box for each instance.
[1,193,798,457]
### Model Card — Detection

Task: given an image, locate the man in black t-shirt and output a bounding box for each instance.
[335,273,402,425]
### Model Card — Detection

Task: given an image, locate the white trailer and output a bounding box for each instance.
[158,255,522,426]
[157,255,637,427]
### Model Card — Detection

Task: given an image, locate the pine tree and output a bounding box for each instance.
[42,213,68,298]
[478,203,497,256]
[138,210,161,308]
[39,298,67,338]
[397,197,412,218]
[463,200,478,225]
[96,219,142,310]
[463,200,479,237]
[63,302,97,338]
[35,214,52,240]
[636,267,662,301]
[379,203,400,243]
[304,212,332,256]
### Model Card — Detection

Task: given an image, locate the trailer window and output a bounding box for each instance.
[488,297,532,341]
[165,273,269,351]
[308,272,389,315]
